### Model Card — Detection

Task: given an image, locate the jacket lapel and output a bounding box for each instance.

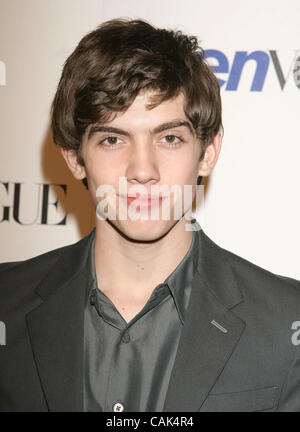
[163,229,246,412]
[26,230,94,412]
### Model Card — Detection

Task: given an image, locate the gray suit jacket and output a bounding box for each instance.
[1,227,300,412]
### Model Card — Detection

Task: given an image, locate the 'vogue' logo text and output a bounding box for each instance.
[0,182,67,225]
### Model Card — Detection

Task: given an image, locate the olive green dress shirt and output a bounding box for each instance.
[84,219,201,412]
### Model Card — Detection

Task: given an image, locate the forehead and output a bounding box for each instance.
[111,90,187,125]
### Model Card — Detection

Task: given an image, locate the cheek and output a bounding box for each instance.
[85,151,120,183]
[167,154,199,181]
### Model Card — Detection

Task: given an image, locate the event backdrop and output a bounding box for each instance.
[0,0,299,279]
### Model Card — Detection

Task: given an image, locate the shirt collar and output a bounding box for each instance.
[86,218,201,324]
[163,218,200,324]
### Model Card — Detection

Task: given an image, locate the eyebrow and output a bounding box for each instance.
[87,120,195,140]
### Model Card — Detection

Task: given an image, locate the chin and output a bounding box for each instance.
[109,218,178,243]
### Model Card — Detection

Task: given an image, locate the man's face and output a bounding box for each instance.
[75,91,213,241]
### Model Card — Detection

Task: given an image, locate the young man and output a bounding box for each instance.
[0,18,300,412]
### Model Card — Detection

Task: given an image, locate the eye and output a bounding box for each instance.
[99,136,122,148]
[161,135,183,147]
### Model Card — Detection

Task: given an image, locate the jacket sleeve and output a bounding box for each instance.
[277,336,300,411]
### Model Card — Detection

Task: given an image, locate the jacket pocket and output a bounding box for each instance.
[200,386,279,412]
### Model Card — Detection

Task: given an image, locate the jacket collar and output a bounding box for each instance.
[26,229,95,411]
[163,227,245,411]
[197,228,244,309]
[35,228,95,301]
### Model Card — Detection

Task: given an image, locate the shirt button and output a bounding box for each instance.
[113,402,124,412]
[90,294,97,306]
[122,331,131,343]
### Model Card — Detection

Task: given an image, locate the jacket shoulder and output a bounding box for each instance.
[202,231,300,295]
[0,242,72,278]
[0,232,92,297]
[227,246,299,291]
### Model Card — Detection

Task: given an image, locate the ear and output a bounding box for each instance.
[198,132,222,177]
[60,147,87,180]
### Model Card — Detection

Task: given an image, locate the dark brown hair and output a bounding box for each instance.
[51,18,222,187]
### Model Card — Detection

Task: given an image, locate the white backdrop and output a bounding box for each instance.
[0,0,299,279]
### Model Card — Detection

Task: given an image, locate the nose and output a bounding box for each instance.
[125,139,160,185]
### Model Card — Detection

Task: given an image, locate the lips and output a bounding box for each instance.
[118,194,166,209]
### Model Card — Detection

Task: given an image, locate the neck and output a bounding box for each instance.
[93,219,193,302]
